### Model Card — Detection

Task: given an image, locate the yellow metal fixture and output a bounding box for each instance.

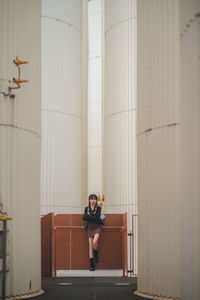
[0,213,12,221]
[13,55,29,66]
[13,78,29,84]
[12,56,29,87]
[98,194,105,207]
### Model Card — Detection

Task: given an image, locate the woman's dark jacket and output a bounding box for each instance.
[82,206,103,224]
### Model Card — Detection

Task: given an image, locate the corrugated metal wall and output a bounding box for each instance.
[104,0,137,274]
[180,0,200,299]
[88,0,103,198]
[82,0,88,210]
[104,0,137,216]
[137,0,180,298]
[41,0,88,215]
[0,0,41,297]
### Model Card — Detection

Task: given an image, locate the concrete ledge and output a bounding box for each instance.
[56,269,123,277]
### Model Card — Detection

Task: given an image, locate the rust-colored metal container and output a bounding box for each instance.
[41,213,127,276]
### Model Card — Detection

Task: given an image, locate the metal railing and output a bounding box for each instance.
[127,214,138,277]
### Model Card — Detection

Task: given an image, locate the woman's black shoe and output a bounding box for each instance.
[94,250,99,263]
[90,258,95,271]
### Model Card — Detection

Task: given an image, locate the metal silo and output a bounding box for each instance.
[180,0,200,299]
[0,0,42,297]
[136,0,180,298]
[41,0,88,215]
[104,0,138,274]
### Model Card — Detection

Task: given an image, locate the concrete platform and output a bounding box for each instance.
[28,277,150,300]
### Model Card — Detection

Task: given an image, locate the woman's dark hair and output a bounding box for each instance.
[88,194,98,201]
[87,194,98,215]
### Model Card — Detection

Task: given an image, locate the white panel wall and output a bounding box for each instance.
[104,0,137,275]
[88,0,103,198]
[0,0,41,297]
[82,0,88,209]
[136,0,180,298]
[41,0,88,215]
[180,1,200,299]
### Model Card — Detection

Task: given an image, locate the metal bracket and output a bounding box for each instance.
[0,56,29,99]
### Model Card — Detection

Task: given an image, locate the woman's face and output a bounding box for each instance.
[89,198,97,206]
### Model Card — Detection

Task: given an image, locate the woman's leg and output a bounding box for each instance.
[93,234,100,263]
[88,237,95,271]
[88,237,94,258]
[93,233,100,250]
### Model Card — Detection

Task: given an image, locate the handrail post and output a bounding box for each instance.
[0,213,12,300]
[2,220,7,300]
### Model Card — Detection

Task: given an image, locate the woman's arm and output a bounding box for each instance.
[82,207,88,221]
[96,206,102,220]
